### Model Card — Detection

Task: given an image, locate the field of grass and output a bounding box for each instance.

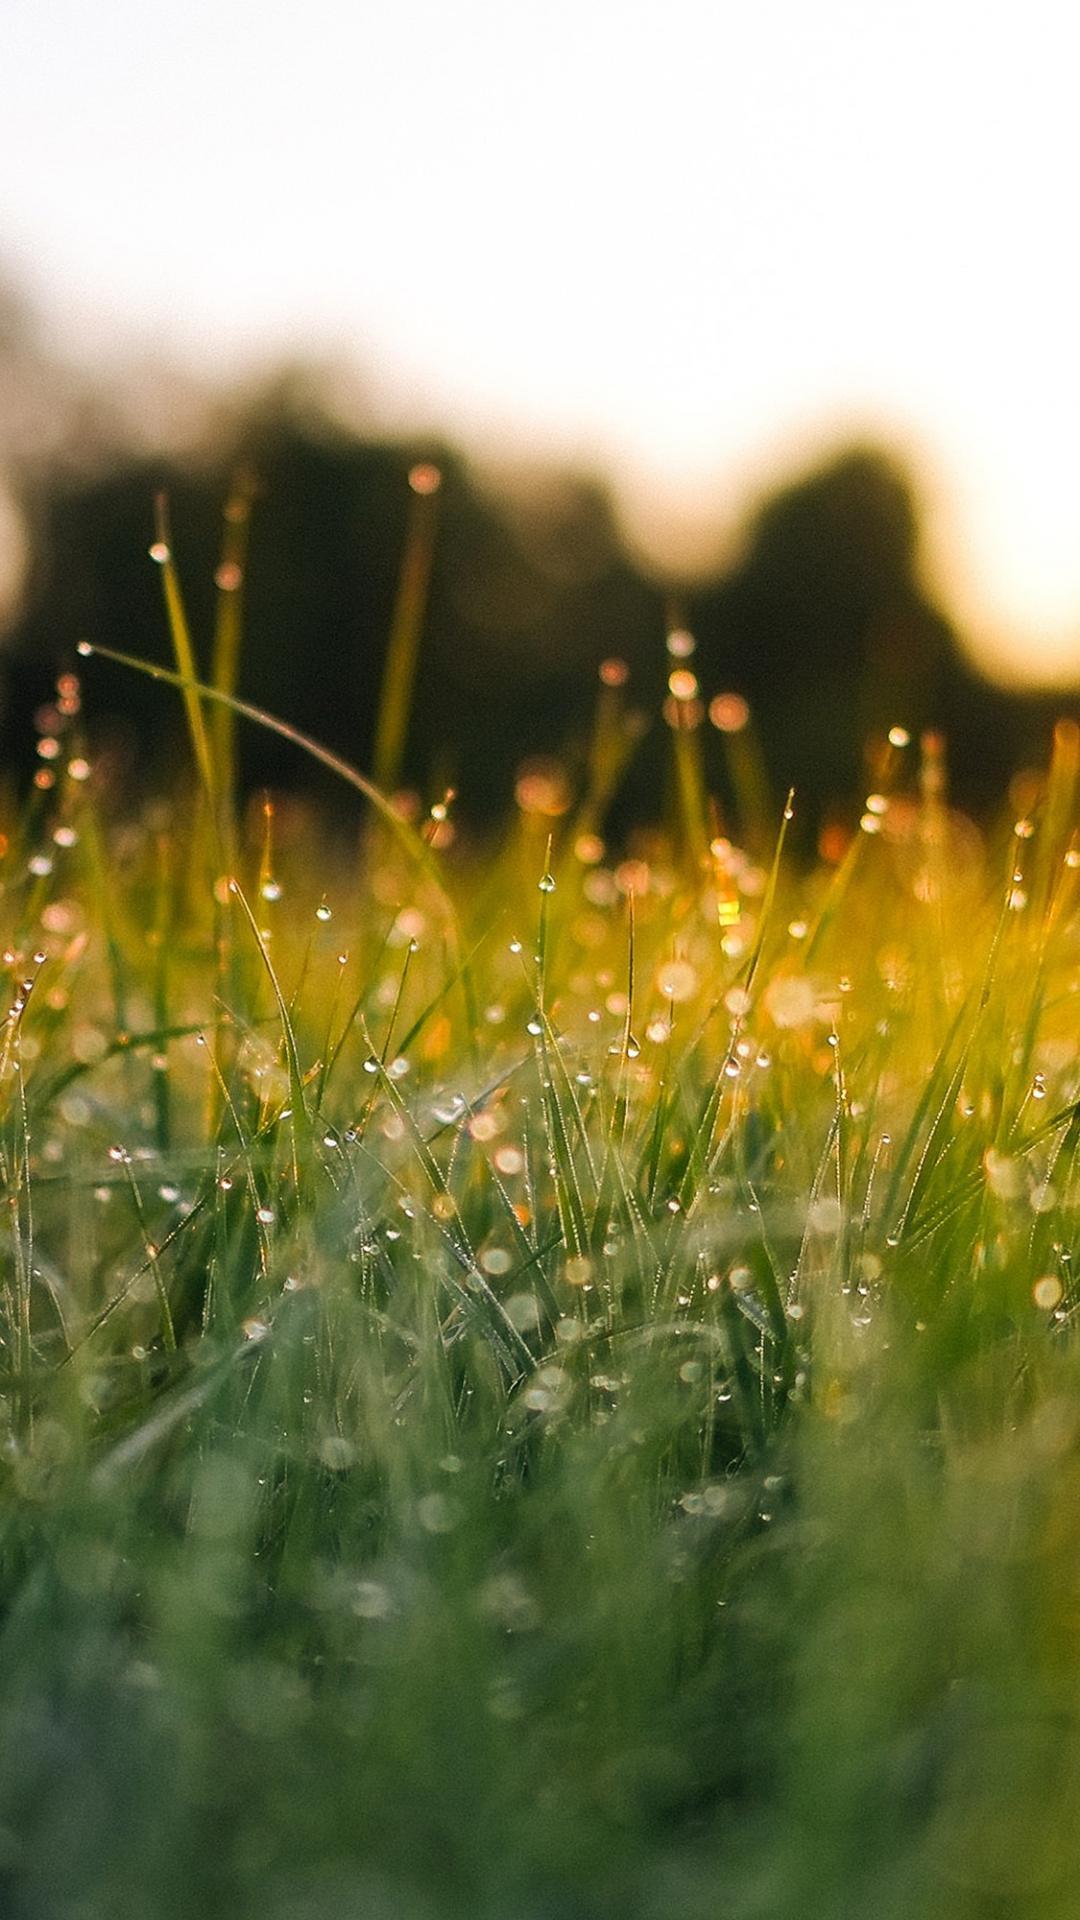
[0,507,1078,1919]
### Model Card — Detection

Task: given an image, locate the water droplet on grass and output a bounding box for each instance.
[668,667,699,701]
[709,692,749,733]
[1033,1275,1063,1311]
[599,657,629,687]
[408,462,442,496]
[417,1491,457,1533]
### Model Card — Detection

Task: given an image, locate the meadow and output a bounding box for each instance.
[0,486,1077,1919]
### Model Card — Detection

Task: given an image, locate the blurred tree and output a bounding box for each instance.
[0,323,1070,828]
[3,382,660,819]
[689,446,1065,818]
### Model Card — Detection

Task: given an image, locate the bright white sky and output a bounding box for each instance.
[3,0,1080,685]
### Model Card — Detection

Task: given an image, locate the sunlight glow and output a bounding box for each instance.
[2,0,1078,686]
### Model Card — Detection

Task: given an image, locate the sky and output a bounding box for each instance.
[3,0,1080,686]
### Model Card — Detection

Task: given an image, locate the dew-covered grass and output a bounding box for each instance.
[0,516,1078,1918]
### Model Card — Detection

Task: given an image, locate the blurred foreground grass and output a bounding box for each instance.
[0,511,1078,1919]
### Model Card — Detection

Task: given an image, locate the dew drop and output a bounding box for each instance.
[76,640,94,658]
[148,541,170,565]
[599,657,629,688]
[709,692,749,733]
[1033,1274,1063,1311]
[538,871,556,894]
[564,1255,593,1287]
[668,668,699,701]
[315,900,332,922]
[408,461,441,496]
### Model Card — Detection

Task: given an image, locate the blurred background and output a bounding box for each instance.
[1,0,1078,826]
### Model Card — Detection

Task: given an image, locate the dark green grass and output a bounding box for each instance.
[0,618,1077,1918]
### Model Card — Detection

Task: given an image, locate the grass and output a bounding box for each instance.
[0,495,1078,1919]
